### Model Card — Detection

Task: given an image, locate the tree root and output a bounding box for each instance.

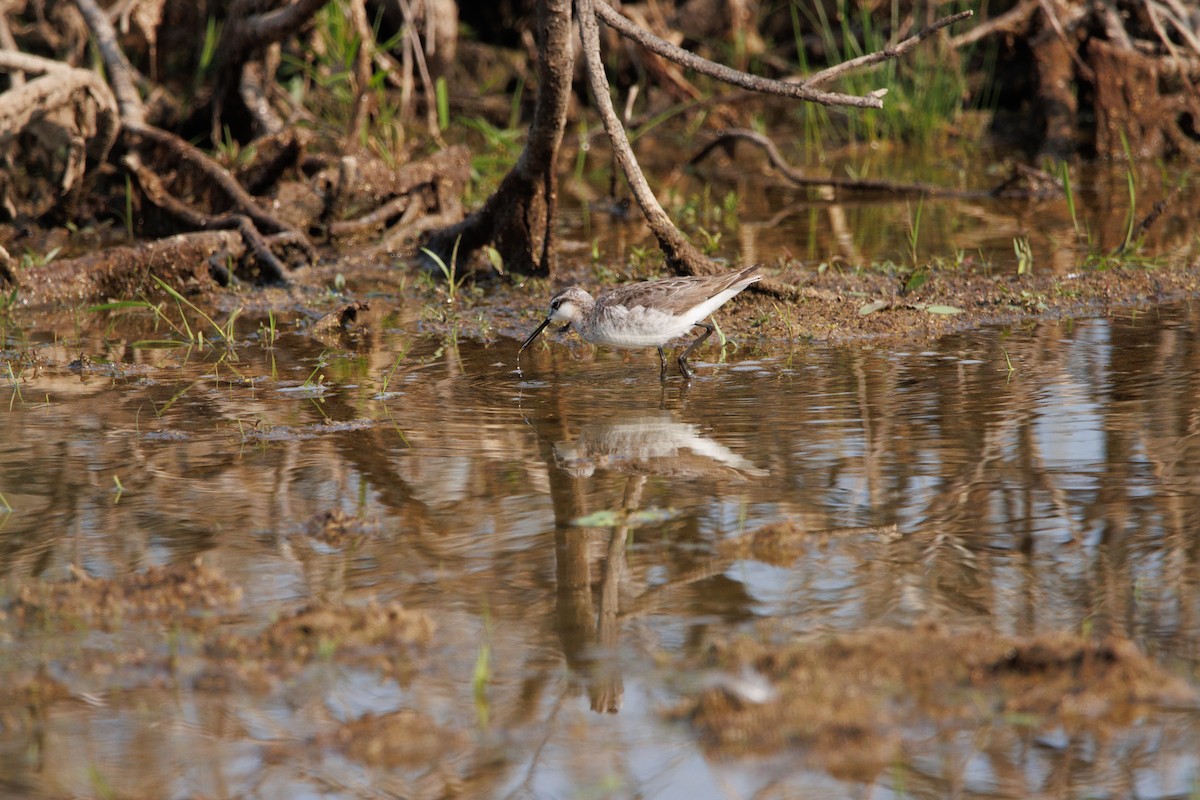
[422,0,573,276]
[0,50,118,219]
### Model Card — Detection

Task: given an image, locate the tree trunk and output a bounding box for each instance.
[423,0,573,276]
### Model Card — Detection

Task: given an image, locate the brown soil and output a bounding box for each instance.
[494,259,1200,347]
[5,560,242,630]
[674,619,1196,780]
[334,252,1200,351]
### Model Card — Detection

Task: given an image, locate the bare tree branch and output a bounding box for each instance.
[593,2,972,108]
[950,0,1039,49]
[396,0,445,141]
[803,10,974,87]
[0,10,25,88]
[71,0,144,125]
[346,0,373,149]
[578,0,713,274]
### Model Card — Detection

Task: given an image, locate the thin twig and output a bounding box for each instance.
[397,0,444,142]
[0,11,25,87]
[803,10,974,87]
[346,0,373,149]
[594,1,970,107]
[950,0,1038,48]
[1113,184,1184,256]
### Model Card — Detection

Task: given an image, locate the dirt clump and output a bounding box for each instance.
[676,622,1196,779]
[330,708,471,769]
[257,600,435,658]
[6,559,242,630]
[198,599,436,693]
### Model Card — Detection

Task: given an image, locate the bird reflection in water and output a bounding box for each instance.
[547,410,764,713]
[553,412,766,480]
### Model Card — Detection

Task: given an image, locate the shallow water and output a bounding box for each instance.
[3,297,1200,798]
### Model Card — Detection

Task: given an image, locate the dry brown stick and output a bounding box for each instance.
[346,0,373,149]
[950,0,1038,48]
[689,129,974,197]
[594,1,971,107]
[592,1,880,109]
[1113,184,1184,256]
[330,192,418,238]
[240,51,286,136]
[396,0,442,141]
[0,51,119,155]
[577,0,712,275]
[0,10,24,88]
[1096,0,1135,50]
[213,0,328,143]
[1153,0,1200,55]
[802,10,973,88]
[71,0,144,125]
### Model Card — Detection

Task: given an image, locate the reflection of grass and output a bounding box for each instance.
[89,277,242,348]
[378,344,408,396]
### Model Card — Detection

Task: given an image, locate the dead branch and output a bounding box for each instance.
[347,0,373,149]
[211,0,328,144]
[950,0,1039,49]
[578,0,711,275]
[0,51,118,161]
[327,145,469,245]
[579,2,972,279]
[801,10,974,88]
[0,50,118,217]
[395,0,443,141]
[240,49,286,137]
[594,2,972,108]
[1113,184,1184,255]
[0,9,24,88]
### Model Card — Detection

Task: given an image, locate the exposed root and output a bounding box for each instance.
[0,51,118,218]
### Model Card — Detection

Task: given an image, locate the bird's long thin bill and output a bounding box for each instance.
[519,317,553,354]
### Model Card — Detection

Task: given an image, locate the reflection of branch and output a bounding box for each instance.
[690,129,969,197]
[1114,184,1184,255]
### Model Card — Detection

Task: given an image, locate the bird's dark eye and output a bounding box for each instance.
[550,299,562,310]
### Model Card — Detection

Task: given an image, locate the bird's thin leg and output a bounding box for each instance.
[677,322,715,379]
[657,346,668,380]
